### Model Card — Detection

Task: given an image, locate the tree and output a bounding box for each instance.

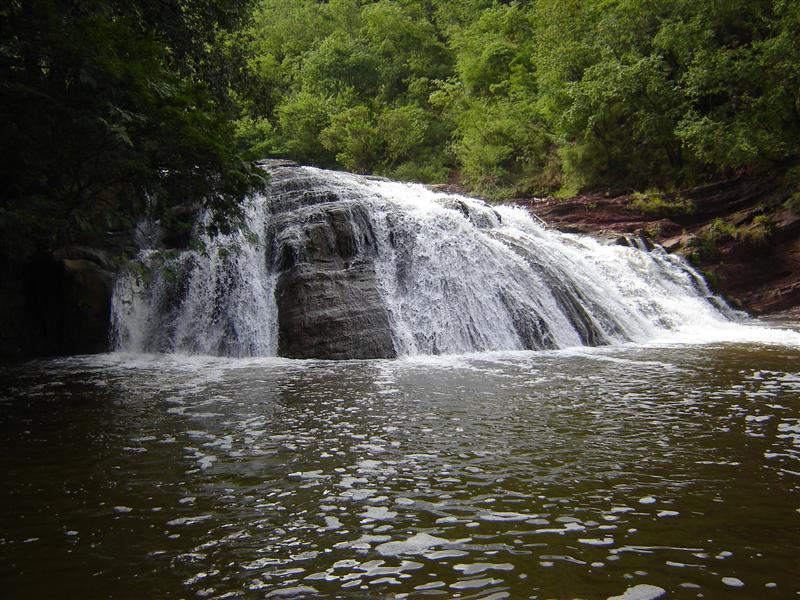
[242,0,455,182]
[0,0,265,262]
[240,0,800,197]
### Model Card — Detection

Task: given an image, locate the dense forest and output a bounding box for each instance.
[239,0,800,196]
[3,0,800,257]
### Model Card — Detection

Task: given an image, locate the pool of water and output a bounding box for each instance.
[2,324,799,599]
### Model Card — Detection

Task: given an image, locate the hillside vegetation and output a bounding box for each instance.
[240,0,800,198]
[1,0,265,262]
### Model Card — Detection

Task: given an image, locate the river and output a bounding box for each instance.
[2,321,799,599]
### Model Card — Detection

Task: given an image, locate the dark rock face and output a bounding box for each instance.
[277,263,396,359]
[0,279,30,358]
[269,168,397,359]
[0,251,114,357]
[53,257,115,354]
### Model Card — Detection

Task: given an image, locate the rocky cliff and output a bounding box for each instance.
[6,166,791,360]
[269,172,397,359]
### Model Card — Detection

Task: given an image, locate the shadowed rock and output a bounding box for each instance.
[268,168,396,359]
[277,263,395,359]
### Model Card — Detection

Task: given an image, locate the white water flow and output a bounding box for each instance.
[111,164,744,357]
[112,196,278,356]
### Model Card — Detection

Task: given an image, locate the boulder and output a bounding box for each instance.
[269,171,397,359]
[56,258,115,354]
[277,263,396,359]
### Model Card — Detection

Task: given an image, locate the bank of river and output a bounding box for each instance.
[1,322,799,598]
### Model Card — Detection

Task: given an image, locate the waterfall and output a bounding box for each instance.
[111,162,737,358]
[111,197,278,357]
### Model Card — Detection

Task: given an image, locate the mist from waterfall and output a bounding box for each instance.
[111,163,739,358]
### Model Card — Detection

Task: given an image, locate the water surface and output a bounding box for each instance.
[2,325,799,598]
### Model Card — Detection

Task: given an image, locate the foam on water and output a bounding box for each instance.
[608,584,667,600]
[111,195,279,356]
[649,320,800,347]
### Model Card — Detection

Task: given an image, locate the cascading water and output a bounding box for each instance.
[111,197,278,357]
[111,162,738,358]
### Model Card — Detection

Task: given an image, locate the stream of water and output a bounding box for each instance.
[110,164,741,359]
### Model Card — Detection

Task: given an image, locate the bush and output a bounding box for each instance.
[740,215,775,248]
[629,190,696,217]
[387,160,450,185]
[705,218,737,243]
[784,192,800,215]
[319,106,380,173]
[687,218,738,262]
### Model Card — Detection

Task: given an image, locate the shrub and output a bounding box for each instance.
[705,218,737,243]
[629,190,696,217]
[740,215,775,248]
[784,192,800,215]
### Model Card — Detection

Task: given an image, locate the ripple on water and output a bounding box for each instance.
[1,340,799,598]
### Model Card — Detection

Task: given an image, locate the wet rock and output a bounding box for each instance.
[0,280,30,357]
[57,258,114,353]
[276,263,396,359]
[269,169,396,359]
[519,176,800,315]
[1,250,115,357]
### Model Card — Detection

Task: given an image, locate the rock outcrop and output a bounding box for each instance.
[0,249,115,357]
[518,176,800,315]
[12,163,793,360]
[271,189,396,359]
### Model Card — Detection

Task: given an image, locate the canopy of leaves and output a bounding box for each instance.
[6,0,798,259]
[242,0,800,197]
[0,0,265,262]
[242,0,455,182]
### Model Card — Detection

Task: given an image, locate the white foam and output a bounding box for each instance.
[450,578,501,590]
[579,537,615,546]
[453,563,514,575]
[375,533,449,557]
[111,164,800,360]
[360,506,398,521]
[608,583,666,600]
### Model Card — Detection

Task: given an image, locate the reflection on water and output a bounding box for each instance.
[1,335,799,598]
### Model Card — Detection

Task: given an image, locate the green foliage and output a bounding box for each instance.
[8,0,796,254]
[690,212,777,263]
[0,0,265,260]
[687,233,722,263]
[433,4,554,196]
[532,0,800,189]
[785,193,800,215]
[237,0,800,201]
[243,0,455,180]
[705,218,738,243]
[629,191,696,217]
[784,166,800,214]
[741,214,775,248]
[8,0,792,266]
[276,91,338,166]
[321,106,380,173]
